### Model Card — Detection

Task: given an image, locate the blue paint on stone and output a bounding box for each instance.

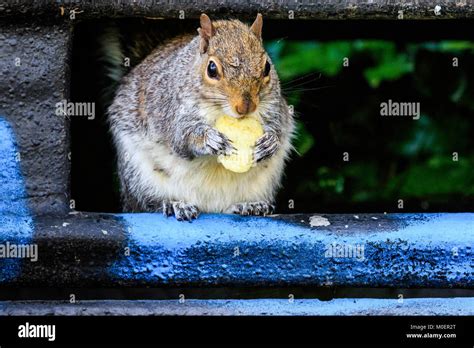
[170,297,474,315]
[0,117,33,282]
[223,297,474,315]
[109,213,474,287]
[0,297,472,315]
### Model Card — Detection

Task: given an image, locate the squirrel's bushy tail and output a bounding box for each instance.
[96,19,195,109]
[97,22,126,107]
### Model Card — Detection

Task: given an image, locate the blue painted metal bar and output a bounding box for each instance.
[0,298,473,315]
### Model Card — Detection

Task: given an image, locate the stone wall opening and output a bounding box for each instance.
[69,19,474,213]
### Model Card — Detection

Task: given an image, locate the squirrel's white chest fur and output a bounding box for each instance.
[122,135,286,212]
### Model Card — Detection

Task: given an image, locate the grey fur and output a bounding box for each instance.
[106,18,295,219]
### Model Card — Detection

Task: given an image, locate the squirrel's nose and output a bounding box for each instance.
[235,99,257,116]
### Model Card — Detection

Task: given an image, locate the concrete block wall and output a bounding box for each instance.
[0,20,71,215]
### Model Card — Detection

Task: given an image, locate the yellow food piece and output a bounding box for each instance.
[215,115,264,173]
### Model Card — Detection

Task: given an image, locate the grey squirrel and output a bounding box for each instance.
[106,14,295,221]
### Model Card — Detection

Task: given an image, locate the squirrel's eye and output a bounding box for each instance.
[264,61,271,77]
[207,60,219,79]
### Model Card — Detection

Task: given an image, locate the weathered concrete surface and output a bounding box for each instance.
[0,297,472,315]
[1,0,474,19]
[0,212,471,288]
[0,21,71,215]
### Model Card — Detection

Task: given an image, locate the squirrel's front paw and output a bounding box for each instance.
[204,127,235,156]
[162,200,200,222]
[226,201,275,216]
[254,131,279,163]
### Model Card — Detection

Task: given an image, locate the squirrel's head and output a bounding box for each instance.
[197,14,275,119]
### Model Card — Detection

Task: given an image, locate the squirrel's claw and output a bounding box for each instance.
[226,201,275,216]
[162,200,174,217]
[254,131,279,163]
[205,128,235,156]
[162,200,200,222]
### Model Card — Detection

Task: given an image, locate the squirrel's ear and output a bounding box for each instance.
[250,13,263,40]
[198,13,214,53]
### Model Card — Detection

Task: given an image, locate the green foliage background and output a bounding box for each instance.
[266,40,474,212]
